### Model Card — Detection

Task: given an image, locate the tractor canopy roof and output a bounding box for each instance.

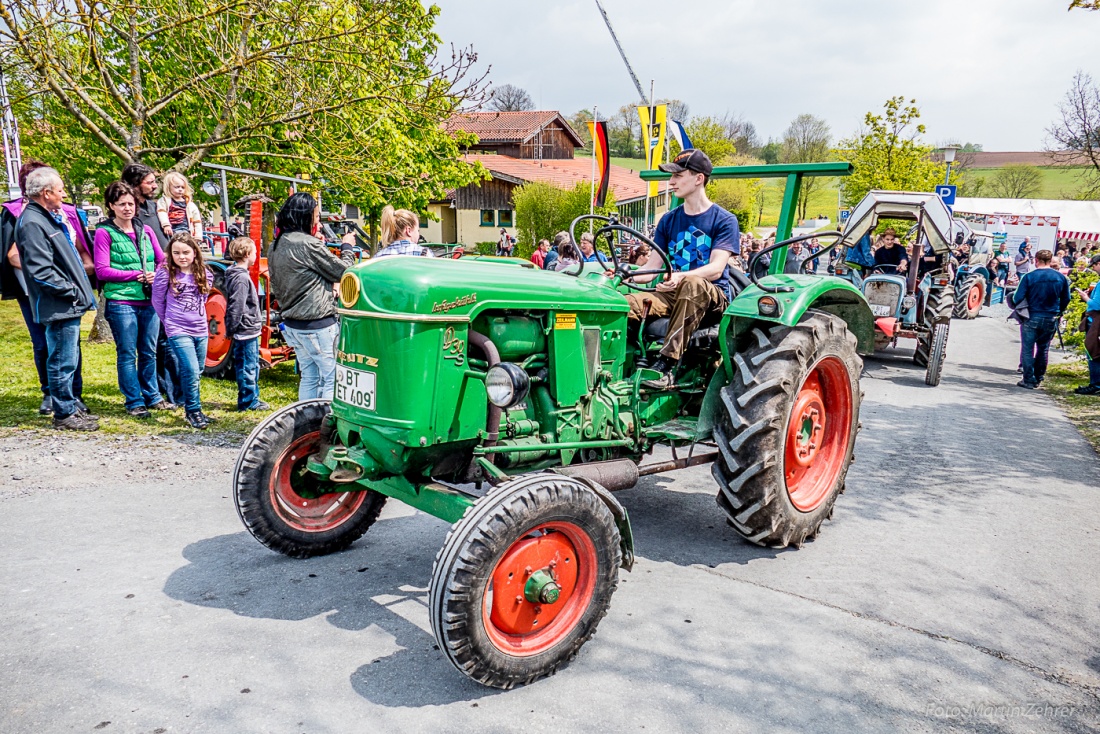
[839,190,956,253]
[348,255,628,319]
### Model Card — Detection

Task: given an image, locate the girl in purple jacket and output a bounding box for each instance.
[152,232,213,429]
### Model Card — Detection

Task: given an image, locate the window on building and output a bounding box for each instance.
[480,210,495,227]
[497,209,513,227]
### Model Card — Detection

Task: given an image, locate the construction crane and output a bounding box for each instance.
[0,62,22,200]
[593,0,649,105]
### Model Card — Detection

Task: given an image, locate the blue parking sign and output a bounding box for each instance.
[936,185,957,206]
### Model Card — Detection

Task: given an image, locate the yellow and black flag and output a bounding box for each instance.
[587,120,611,207]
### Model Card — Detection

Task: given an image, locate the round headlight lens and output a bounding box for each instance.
[485,363,530,408]
[902,295,917,312]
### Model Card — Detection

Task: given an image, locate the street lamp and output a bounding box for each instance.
[940,145,961,185]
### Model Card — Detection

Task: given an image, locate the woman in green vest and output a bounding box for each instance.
[93,181,169,418]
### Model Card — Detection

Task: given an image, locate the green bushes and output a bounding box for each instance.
[1065,269,1099,349]
[512,181,617,259]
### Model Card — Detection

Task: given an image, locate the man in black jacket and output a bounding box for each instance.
[16,168,98,430]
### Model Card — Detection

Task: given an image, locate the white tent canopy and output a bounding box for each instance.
[839,190,956,253]
[954,197,1100,242]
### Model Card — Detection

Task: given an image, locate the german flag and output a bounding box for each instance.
[587,120,611,207]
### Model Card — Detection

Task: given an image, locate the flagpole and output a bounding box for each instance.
[589,106,598,233]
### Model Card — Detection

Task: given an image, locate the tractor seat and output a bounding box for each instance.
[642,270,747,343]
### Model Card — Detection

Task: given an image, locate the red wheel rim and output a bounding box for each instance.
[206,288,230,368]
[784,356,854,512]
[483,522,596,657]
[967,283,982,311]
[268,432,367,532]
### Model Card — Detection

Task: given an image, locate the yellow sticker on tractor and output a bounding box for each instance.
[555,313,577,330]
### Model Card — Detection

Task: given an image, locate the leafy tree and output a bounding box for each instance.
[781,114,831,220]
[568,109,594,151]
[684,116,737,162]
[760,140,782,165]
[835,97,948,208]
[989,164,1043,199]
[607,104,641,158]
[1069,1,1100,9]
[1047,71,1100,198]
[512,181,616,258]
[657,98,690,124]
[489,84,534,112]
[719,112,761,158]
[961,142,984,152]
[707,154,764,233]
[0,0,487,213]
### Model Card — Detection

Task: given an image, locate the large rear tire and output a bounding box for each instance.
[952,274,985,320]
[712,312,862,548]
[924,322,949,386]
[234,400,387,558]
[429,474,620,689]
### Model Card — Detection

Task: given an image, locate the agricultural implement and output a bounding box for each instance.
[838,191,956,386]
[233,162,876,688]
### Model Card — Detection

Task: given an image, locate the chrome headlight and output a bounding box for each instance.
[902,295,917,312]
[485,363,530,408]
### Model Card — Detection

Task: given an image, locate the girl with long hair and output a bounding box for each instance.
[375,205,432,258]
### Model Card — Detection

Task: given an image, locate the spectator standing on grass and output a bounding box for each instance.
[1,160,95,417]
[531,239,550,269]
[14,167,98,431]
[223,237,270,412]
[121,162,184,407]
[268,192,356,400]
[152,233,214,429]
[375,206,433,258]
[95,181,172,419]
[1073,255,1100,396]
[1009,249,1071,390]
[155,171,204,241]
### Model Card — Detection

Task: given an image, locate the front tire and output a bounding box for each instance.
[712,312,862,548]
[429,474,620,689]
[924,322,949,386]
[234,400,387,558]
[952,274,985,320]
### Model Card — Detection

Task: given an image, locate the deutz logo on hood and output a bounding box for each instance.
[432,293,477,313]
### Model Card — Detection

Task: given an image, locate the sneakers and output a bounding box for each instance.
[197,411,216,424]
[74,399,98,420]
[53,412,98,431]
[241,400,271,412]
[642,356,677,389]
[185,411,209,430]
[148,401,176,411]
[38,396,52,415]
[127,406,152,419]
[1016,380,1038,390]
[1074,384,1100,396]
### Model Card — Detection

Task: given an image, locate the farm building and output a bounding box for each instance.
[420,111,668,245]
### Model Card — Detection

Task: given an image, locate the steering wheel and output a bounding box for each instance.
[868,263,907,275]
[566,214,673,291]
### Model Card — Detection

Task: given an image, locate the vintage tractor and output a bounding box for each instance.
[232,162,875,689]
[952,230,1007,320]
[838,191,956,387]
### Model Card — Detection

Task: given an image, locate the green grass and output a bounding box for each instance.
[1042,358,1100,453]
[965,167,1092,200]
[0,299,301,436]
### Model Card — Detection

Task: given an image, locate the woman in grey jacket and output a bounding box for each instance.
[268,193,356,400]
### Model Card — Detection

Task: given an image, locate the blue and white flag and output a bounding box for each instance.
[669,119,693,151]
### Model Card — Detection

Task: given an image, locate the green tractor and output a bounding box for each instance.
[233,162,875,688]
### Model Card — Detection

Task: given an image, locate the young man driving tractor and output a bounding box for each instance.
[623,149,740,387]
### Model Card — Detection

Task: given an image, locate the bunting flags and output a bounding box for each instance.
[668,119,693,152]
[587,120,611,208]
[637,104,667,197]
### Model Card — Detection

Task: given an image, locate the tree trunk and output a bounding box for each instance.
[86,293,114,343]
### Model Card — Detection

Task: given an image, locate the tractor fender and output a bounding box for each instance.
[718,276,876,375]
[571,477,635,572]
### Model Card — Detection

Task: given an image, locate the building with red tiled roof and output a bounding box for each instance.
[422,110,668,245]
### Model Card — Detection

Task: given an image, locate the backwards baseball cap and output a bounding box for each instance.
[659,148,713,176]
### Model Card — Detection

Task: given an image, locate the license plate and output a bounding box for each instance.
[870,304,892,317]
[334,365,376,411]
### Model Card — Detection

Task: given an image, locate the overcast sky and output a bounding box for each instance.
[434,0,1099,151]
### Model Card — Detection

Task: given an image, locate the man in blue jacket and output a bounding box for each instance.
[1008,249,1071,389]
[15,168,98,430]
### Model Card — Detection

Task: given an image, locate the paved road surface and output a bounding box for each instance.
[2,311,1098,733]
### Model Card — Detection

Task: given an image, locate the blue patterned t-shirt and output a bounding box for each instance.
[653,203,740,297]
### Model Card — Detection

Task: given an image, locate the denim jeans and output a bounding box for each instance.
[169,335,209,413]
[1019,315,1058,386]
[105,301,162,410]
[43,317,82,419]
[232,336,262,410]
[156,325,185,405]
[283,323,339,400]
[18,294,83,399]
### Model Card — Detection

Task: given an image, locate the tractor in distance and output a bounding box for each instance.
[952,227,1007,320]
[838,191,957,386]
[232,162,876,689]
